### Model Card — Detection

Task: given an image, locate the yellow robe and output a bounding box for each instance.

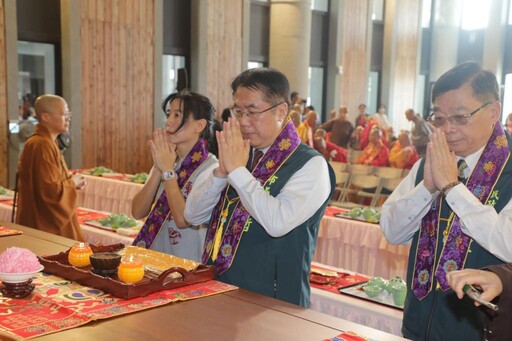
[16,125,84,241]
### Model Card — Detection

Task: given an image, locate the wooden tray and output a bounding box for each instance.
[38,244,214,300]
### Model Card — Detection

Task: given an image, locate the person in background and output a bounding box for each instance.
[405,108,432,158]
[221,107,232,122]
[505,112,512,136]
[373,103,389,129]
[355,126,389,167]
[389,130,419,169]
[319,106,354,149]
[447,264,512,341]
[132,90,218,262]
[313,128,348,163]
[385,126,397,148]
[18,104,38,144]
[297,110,318,147]
[16,94,86,240]
[380,61,512,340]
[289,110,302,129]
[349,126,364,151]
[359,117,388,150]
[354,103,369,128]
[184,67,334,307]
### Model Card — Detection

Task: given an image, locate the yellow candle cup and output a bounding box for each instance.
[118,256,145,284]
[68,242,93,267]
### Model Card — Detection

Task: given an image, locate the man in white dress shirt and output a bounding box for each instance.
[380,61,512,340]
[185,68,334,307]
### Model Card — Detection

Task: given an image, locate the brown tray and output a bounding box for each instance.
[38,244,215,300]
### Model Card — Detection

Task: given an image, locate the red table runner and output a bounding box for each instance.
[310,264,369,294]
[75,208,109,224]
[0,226,22,237]
[0,273,237,339]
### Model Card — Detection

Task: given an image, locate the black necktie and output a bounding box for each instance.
[251,149,263,171]
[457,159,467,181]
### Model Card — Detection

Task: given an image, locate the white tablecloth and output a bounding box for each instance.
[0,202,136,246]
[309,262,404,336]
[77,174,143,217]
[313,213,411,279]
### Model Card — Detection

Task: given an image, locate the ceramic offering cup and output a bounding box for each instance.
[363,284,383,298]
[367,277,386,289]
[386,276,406,294]
[90,252,122,276]
[391,282,407,306]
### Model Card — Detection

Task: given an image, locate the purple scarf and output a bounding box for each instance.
[133,139,209,248]
[412,124,510,299]
[202,119,301,274]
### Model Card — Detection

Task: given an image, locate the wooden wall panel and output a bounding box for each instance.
[339,0,370,119]
[205,0,243,113]
[80,0,154,174]
[0,0,7,187]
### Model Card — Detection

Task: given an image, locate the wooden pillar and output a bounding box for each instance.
[268,0,312,98]
[338,0,372,121]
[381,0,421,131]
[190,0,243,116]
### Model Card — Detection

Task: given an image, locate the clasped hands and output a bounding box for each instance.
[423,129,459,194]
[214,119,251,178]
[72,173,87,190]
[149,129,177,174]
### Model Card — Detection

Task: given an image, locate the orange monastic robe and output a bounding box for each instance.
[16,125,83,241]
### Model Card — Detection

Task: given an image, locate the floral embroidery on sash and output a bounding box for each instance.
[133,139,209,248]
[412,124,510,299]
[202,119,301,274]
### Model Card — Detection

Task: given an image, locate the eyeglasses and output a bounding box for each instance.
[427,101,492,127]
[59,111,72,118]
[230,102,283,121]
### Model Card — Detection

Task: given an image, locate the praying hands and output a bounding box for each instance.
[214,119,250,178]
[424,129,459,194]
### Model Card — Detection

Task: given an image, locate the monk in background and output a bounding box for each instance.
[355,126,390,167]
[16,94,86,240]
[389,131,419,169]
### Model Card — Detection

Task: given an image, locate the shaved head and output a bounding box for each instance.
[35,95,66,119]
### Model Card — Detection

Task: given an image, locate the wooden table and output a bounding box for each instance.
[313,212,411,279]
[0,221,406,341]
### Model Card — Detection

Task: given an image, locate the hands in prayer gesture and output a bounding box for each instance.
[149,129,176,174]
[424,129,459,194]
[214,118,250,178]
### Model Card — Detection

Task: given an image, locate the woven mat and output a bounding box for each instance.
[0,226,22,237]
[0,273,237,339]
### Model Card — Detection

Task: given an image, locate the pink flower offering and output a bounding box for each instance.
[0,247,41,273]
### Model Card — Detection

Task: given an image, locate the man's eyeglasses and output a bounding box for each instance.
[230,102,283,121]
[427,101,492,127]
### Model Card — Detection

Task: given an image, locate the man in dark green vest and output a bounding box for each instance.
[380,61,512,340]
[185,68,335,307]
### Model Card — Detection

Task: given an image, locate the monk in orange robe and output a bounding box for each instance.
[389,131,419,169]
[355,127,390,167]
[16,94,86,240]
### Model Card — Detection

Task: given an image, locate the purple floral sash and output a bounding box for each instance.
[412,124,510,299]
[202,119,301,274]
[133,139,209,248]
